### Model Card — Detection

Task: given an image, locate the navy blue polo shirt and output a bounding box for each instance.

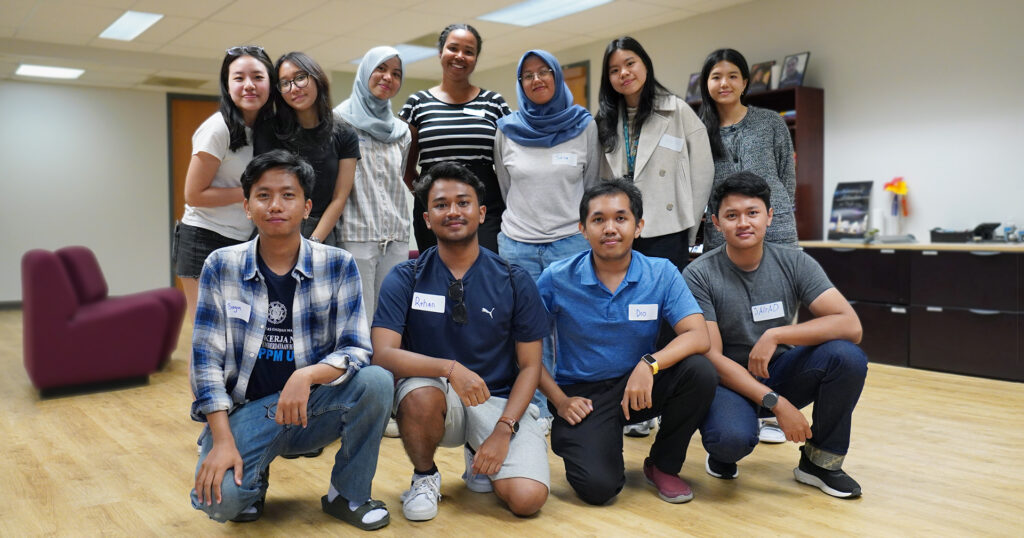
[537,250,702,385]
[373,246,549,397]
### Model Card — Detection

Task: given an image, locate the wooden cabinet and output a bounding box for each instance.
[691,86,824,240]
[803,242,1023,381]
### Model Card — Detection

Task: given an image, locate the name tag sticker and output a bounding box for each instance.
[412,292,445,313]
[751,301,785,322]
[463,108,485,117]
[629,304,659,321]
[226,300,251,322]
[658,134,684,152]
[551,152,578,166]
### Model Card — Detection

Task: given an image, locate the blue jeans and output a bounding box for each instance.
[700,340,867,464]
[498,232,590,418]
[190,365,394,522]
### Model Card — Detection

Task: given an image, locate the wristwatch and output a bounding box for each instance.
[641,353,659,375]
[761,391,780,410]
[498,416,519,435]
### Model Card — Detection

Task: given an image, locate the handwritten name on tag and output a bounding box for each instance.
[658,134,684,152]
[226,300,251,321]
[463,108,486,117]
[412,292,445,313]
[751,301,784,322]
[551,152,578,166]
[628,304,659,321]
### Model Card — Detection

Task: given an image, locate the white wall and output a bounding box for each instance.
[0,80,170,302]
[474,0,1024,241]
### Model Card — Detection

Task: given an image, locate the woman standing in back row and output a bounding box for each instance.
[596,36,714,271]
[401,23,511,253]
[698,48,798,249]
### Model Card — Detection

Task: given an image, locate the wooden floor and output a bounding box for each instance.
[2,308,1023,537]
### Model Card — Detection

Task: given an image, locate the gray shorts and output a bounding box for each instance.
[395,377,550,488]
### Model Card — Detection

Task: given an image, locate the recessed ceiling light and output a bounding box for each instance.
[15,64,85,79]
[351,44,437,65]
[478,0,614,27]
[99,10,163,41]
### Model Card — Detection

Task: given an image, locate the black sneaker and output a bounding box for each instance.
[793,449,861,498]
[282,447,324,459]
[230,468,269,522]
[705,454,738,479]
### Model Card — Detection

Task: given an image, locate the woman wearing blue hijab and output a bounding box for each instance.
[334,46,412,323]
[494,49,600,432]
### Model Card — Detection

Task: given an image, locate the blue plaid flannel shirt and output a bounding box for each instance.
[190,237,371,422]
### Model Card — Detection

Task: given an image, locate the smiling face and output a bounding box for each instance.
[368,56,402,100]
[607,48,648,105]
[244,168,312,240]
[227,55,270,125]
[520,54,555,106]
[580,192,643,263]
[278,60,318,114]
[439,29,478,82]
[712,193,774,251]
[423,178,485,245]
[707,60,747,108]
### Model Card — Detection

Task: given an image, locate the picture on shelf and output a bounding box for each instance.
[685,72,701,103]
[748,61,775,93]
[828,181,873,240]
[778,51,810,88]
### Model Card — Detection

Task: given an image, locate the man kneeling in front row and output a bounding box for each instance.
[684,171,868,498]
[189,149,393,530]
[538,179,718,505]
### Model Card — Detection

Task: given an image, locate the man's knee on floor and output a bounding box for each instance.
[701,428,758,463]
[192,470,261,523]
[495,479,548,516]
[570,473,623,506]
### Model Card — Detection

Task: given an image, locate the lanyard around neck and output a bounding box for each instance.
[621,106,640,179]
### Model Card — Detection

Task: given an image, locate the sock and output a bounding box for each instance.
[350,499,387,524]
[327,484,341,503]
[412,464,438,480]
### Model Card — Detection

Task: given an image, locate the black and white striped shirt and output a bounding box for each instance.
[401,89,510,206]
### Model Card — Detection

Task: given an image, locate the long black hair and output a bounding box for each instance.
[219,45,274,151]
[272,51,336,150]
[698,48,750,160]
[595,37,670,153]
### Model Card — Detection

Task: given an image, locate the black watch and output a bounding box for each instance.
[761,391,780,410]
[498,416,519,435]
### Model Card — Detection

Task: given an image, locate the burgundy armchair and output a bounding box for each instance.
[21,246,185,391]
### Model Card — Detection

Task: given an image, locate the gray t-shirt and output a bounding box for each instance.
[683,243,832,367]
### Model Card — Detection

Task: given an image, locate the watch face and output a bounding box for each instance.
[642,354,656,365]
[762,392,779,409]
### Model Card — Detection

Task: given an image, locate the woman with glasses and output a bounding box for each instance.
[401,23,511,253]
[175,45,274,322]
[333,46,411,321]
[493,49,598,432]
[698,48,798,249]
[596,36,713,272]
[255,52,360,246]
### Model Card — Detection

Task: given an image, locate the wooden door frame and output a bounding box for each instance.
[563,60,590,110]
[166,93,218,287]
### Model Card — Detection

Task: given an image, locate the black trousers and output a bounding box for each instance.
[549,355,717,505]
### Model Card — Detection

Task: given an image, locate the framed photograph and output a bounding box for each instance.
[684,72,701,103]
[778,51,810,88]
[828,181,873,240]
[748,61,775,93]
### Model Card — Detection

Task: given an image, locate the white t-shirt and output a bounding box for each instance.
[180,113,255,240]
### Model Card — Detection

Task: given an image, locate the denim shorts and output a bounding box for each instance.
[173,222,246,278]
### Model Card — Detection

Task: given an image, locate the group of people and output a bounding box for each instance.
[182,23,869,531]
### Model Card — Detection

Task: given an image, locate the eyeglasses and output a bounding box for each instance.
[448,279,467,324]
[520,68,554,82]
[278,73,311,92]
[226,45,265,56]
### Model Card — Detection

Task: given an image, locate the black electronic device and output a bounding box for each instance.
[973,222,1000,241]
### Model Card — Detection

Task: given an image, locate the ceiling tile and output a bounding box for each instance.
[209,0,328,27]
[0,26,16,38]
[166,20,265,51]
[86,38,161,53]
[14,28,94,46]
[18,1,124,37]
[3,0,36,26]
[130,0,234,19]
[346,10,460,43]
[249,28,336,58]
[301,35,373,71]
[156,43,222,60]
[280,1,398,34]
[409,0,519,19]
[131,16,202,45]
[535,0,671,33]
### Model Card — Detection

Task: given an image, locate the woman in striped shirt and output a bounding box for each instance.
[334,46,412,321]
[401,23,511,253]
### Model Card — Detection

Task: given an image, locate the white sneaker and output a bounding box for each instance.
[462,446,493,493]
[400,472,441,521]
[384,417,400,438]
[758,418,786,444]
[624,418,657,438]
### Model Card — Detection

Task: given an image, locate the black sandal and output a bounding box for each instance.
[321,495,390,531]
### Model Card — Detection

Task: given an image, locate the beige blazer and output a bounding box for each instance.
[601,93,714,243]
